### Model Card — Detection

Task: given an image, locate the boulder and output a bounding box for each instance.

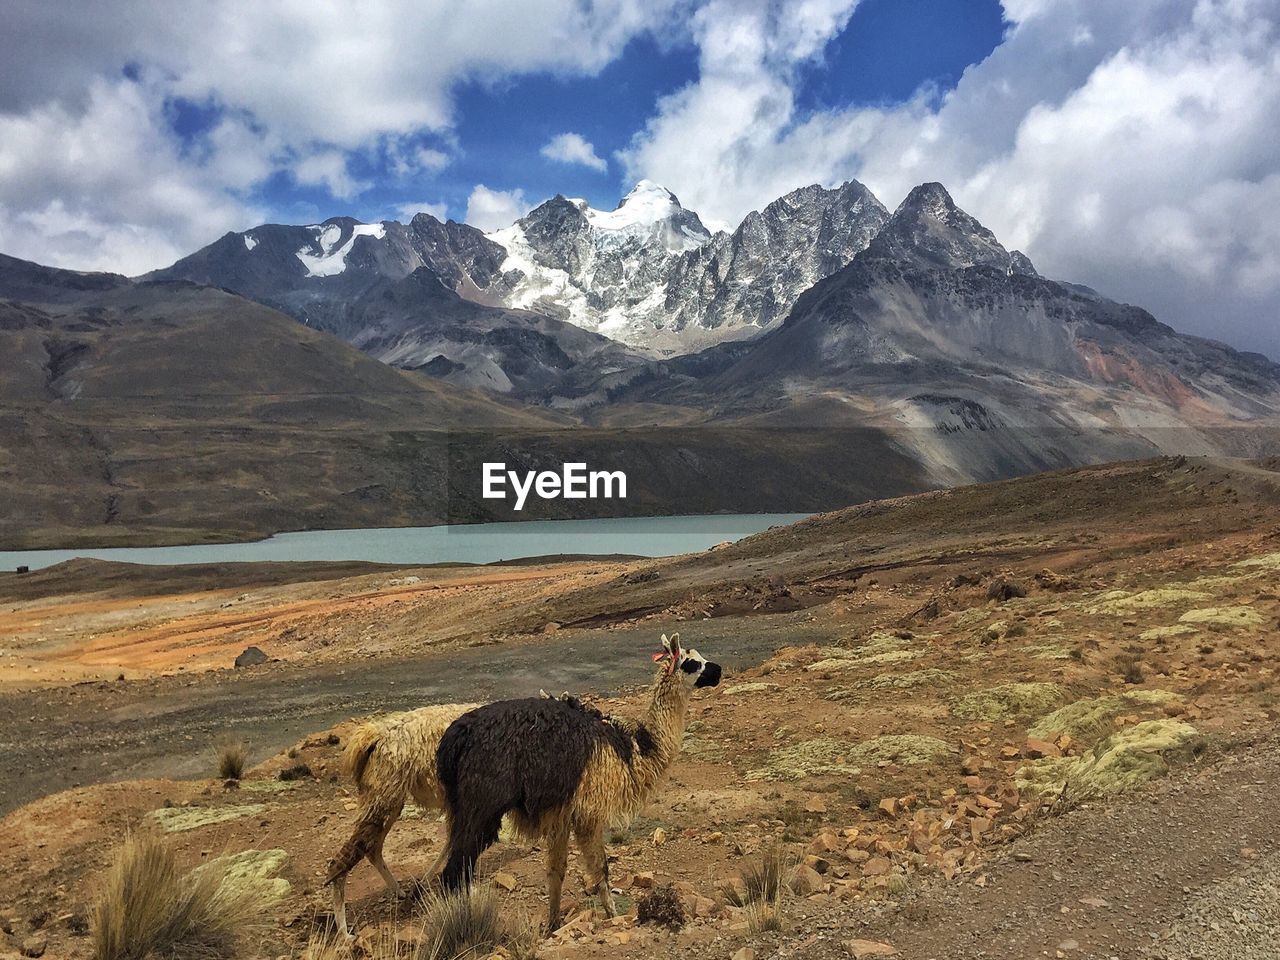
[234,646,269,668]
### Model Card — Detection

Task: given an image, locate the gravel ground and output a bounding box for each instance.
[1145,849,1280,960]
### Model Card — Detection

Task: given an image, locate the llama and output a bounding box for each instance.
[325,702,480,937]
[436,633,721,931]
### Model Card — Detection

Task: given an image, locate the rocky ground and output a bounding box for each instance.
[1,457,1278,959]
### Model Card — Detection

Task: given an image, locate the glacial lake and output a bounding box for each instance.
[0,514,811,572]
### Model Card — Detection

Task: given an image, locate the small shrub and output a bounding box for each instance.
[414,884,534,960]
[91,835,285,960]
[636,884,685,930]
[216,739,248,781]
[987,578,1027,602]
[277,763,313,782]
[1117,656,1145,685]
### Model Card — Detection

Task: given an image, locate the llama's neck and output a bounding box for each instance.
[629,669,692,798]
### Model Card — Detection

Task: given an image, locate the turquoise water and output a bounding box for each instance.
[0,514,810,571]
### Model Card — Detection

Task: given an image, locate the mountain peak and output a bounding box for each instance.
[588,180,686,231]
[869,181,1011,272]
[900,181,955,211]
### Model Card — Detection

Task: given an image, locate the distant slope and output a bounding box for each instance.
[0,256,941,547]
[520,455,1280,630]
[0,257,562,547]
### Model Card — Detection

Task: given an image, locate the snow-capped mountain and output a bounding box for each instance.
[149,178,893,358]
[477,181,711,346]
[477,179,890,352]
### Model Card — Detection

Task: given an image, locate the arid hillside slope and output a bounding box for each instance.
[1,457,1279,958]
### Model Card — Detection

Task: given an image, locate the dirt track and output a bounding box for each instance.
[0,611,832,815]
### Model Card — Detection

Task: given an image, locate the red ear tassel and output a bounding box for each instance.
[652,652,667,662]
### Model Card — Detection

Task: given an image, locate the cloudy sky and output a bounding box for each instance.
[2,0,1278,356]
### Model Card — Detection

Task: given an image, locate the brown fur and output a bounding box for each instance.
[439,634,719,931]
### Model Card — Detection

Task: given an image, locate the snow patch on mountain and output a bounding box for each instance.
[243,234,258,251]
[296,222,386,277]
[581,180,709,252]
[484,222,595,326]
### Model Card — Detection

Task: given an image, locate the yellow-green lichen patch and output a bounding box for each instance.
[1139,624,1198,641]
[847,734,956,767]
[1026,644,1072,660]
[950,683,1066,722]
[746,734,954,781]
[857,669,958,690]
[190,848,291,903]
[682,737,727,762]
[1234,552,1280,571]
[147,803,267,833]
[1178,606,1265,628]
[746,738,860,781]
[1015,720,1201,798]
[723,682,779,696]
[954,608,991,628]
[238,779,298,794]
[1028,690,1180,743]
[857,632,916,654]
[806,650,920,673]
[1091,588,1212,614]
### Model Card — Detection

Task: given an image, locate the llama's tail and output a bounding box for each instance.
[342,720,385,792]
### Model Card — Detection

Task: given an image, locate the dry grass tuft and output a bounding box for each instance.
[216,739,248,781]
[724,844,789,933]
[413,884,535,960]
[92,834,285,960]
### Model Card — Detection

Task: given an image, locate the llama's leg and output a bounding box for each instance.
[425,836,450,881]
[441,811,502,891]
[330,873,353,940]
[369,830,401,899]
[544,818,571,934]
[326,796,401,937]
[574,824,617,918]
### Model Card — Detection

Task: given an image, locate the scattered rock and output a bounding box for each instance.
[1024,738,1061,759]
[20,937,46,958]
[732,949,757,960]
[846,939,898,957]
[787,864,825,896]
[234,646,269,668]
[493,871,518,892]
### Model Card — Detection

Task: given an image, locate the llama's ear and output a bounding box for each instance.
[668,632,681,662]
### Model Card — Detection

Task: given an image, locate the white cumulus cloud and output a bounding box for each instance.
[621,0,1280,356]
[465,185,532,231]
[0,0,679,273]
[541,132,609,171]
[392,200,450,222]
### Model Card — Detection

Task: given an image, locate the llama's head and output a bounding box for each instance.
[655,632,722,689]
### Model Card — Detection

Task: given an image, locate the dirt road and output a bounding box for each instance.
[0,611,832,814]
